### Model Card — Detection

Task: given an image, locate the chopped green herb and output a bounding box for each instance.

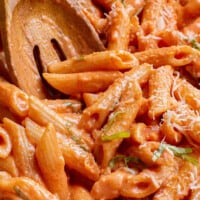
[152,142,198,165]
[190,39,200,51]
[79,144,89,152]
[167,145,192,155]
[14,186,29,200]
[102,111,125,132]
[71,135,80,143]
[109,155,142,169]
[71,136,89,152]
[75,55,85,61]
[66,123,73,136]
[63,102,73,107]
[180,154,199,165]
[109,155,124,169]
[101,131,130,142]
[152,142,166,162]
[124,156,141,166]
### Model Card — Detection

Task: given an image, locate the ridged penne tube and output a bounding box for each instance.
[0,126,12,158]
[41,99,82,113]
[153,161,197,200]
[100,80,143,167]
[141,0,178,34]
[48,50,138,73]
[3,118,43,184]
[83,93,102,107]
[160,114,183,145]
[148,65,175,119]
[134,45,196,67]
[101,99,142,167]
[80,0,106,33]
[129,123,160,144]
[36,124,70,200]
[43,71,123,95]
[24,117,45,146]
[0,156,18,177]
[162,102,200,145]
[127,141,175,166]
[173,78,200,111]
[24,118,99,181]
[29,95,69,133]
[0,104,17,122]
[59,134,100,181]
[106,1,131,50]
[0,77,29,118]
[28,96,92,150]
[0,173,59,200]
[125,63,153,85]
[79,76,128,132]
[91,163,176,199]
[58,113,81,126]
[70,185,93,200]
[79,64,152,132]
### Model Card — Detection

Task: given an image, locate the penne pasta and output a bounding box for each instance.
[154,160,197,200]
[0,172,58,200]
[106,1,131,50]
[24,117,45,146]
[43,71,123,95]
[41,99,82,113]
[79,74,128,132]
[148,65,175,119]
[83,93,102,107]
[134,45,197,68]
[24,117,99,181]
[0,1,200,199]
[70,185,93,200]
[36,123,70,200]
[100,80,143,167]
[28,95,93,150]
[0,77,29,118]
[129,123,160,144]
[0,104,18,122]
[3,118,43,184]
[79,63,152,132]
[0,125,12,158]
[91,162,176,199]
[173,78,200,111]
[48,50,138,73]
[0,156,18,177]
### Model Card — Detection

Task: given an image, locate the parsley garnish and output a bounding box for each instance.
[71,136,89,152]
[190,39,200,51]
[102,111,125,132]
[109,155,142,169]
[66,122,73,136]
[75,55,85,61]
[63,102,73,107]
[101,131,130,142]
[152,142,198,165]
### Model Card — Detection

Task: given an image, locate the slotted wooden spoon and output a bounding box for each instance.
[0,0,105,98]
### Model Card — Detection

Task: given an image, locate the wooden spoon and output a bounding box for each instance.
[0,0,105,98]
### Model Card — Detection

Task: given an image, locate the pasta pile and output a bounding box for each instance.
[1,0,200,199]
